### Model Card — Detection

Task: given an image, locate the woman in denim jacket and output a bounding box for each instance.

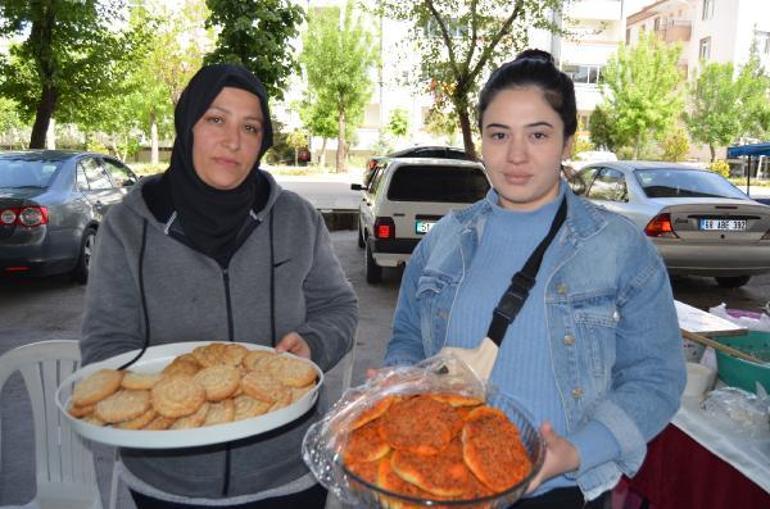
[383,50,686,508]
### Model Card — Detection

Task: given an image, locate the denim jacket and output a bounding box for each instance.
[384,187,686,499]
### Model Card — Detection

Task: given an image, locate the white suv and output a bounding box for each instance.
[351,157,489,283]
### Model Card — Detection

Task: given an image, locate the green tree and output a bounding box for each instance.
[386,108,409,140]
[685,56,770,161]
[298,94,337,168]
[588,106,622,152]
[379,0,565,160]
[0,0,145,148]
[598,33,685,158]
[0,97,29,149]
[301,2,376,171]
[661,127,690,162]
[286,129,308,167]
[204,0,304,101]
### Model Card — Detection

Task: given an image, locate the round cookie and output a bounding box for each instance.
[94,389,151,423]
[151,375,206,418]
[233,395,272,421]
[170,402,210,429]
[265,355,316,388]
[203,399,235,426]
[121,371,162,390]
[72,369,123,406]
[193,365,240,401]
[240,371,288,403]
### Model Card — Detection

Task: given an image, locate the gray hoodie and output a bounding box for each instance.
[80,171,357,501]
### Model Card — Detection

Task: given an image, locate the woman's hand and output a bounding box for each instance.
[275,332,311,359]
[525,421,580,494]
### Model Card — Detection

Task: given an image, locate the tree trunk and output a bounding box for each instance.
[45,117,56,149]
[319,138,327,168]
[709,144,715,162]
[28,3,57,149]
[150,112,159,165]
[336,110,347,172]
[294,148,299,167]
[30,85,57,149]
[454,94,476,160]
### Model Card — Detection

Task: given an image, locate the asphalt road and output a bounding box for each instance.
[1,229,768,506]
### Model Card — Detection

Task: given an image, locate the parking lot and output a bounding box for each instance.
[1,228,768,506]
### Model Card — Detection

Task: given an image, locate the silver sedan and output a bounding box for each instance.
[569,161,770,288]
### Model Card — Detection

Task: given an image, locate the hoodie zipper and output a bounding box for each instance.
[222,267,234,496]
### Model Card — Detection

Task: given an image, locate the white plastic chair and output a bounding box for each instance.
[0,340,103,509]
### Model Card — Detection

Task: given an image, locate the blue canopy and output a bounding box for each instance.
[727,142,770,158]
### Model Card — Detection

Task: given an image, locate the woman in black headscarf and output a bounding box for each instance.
[81,64,358,508]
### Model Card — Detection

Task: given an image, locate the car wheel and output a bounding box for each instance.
[357,220,365,249]
[714,275,751,289]
[72,227,97,285]
[365,241,382,284]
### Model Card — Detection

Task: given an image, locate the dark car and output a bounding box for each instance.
[363,145,475,187]
[0,150,138,283]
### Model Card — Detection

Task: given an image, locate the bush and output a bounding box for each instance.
[661,129,690,162]
[709,159,730,178]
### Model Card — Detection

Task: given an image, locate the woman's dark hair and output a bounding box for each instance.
[477,49,577,138]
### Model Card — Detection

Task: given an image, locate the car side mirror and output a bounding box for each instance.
[350,183,364,191]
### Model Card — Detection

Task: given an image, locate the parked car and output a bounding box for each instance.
[566,150,618,170]
[351,157,489,283]
[0,150,138,283]
[363,145,475,187]
[569,161,770,288]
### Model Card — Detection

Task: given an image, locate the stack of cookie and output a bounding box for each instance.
[341,393,533,504]
[68,343,317,430]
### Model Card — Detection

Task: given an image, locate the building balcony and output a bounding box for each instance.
[657,19,692,43]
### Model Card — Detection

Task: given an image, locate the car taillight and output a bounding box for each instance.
[0,206,48,227]
[644,213,678,238]
[374,217,395,240]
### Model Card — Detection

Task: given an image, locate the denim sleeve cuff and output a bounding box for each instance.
[566,420,621,478]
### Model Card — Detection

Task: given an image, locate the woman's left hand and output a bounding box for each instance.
[275,332,312,359]
[525,421,580,494]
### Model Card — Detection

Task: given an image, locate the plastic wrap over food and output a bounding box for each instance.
[301,353,544,508]
[701,386,770,439]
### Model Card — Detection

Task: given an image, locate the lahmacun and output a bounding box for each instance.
[378,395,461,455]
[349,395,397,430]
[343,420,391,464]
[461,406,532,493]
[340,392,532,503]
[72,369,123,406]
[67,342,318,431]
[390,437,469,497]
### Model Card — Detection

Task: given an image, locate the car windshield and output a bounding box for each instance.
[0,157,61,188]
[387,165,489,202]
[634,168,748,199]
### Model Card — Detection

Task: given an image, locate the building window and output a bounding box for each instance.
[699,37,711,60]
[562,64,603,85]
[702,0,714,20]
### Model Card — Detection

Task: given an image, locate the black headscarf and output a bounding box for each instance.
[164,64,274,261]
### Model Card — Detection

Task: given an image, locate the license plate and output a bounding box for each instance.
[699,219,747,231]
[415,220,436,234]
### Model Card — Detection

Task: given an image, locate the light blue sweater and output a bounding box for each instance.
[446,186,619,494]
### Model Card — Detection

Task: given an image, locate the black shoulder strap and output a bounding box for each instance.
[486,195,567,345]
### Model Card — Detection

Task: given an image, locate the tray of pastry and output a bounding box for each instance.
[56,341,323,449]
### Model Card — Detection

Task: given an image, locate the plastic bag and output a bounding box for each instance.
[708,303,770,333]
[701,386,770,439]
[302,353,545,508]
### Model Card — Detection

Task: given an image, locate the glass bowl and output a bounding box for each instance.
[340,392,545,508]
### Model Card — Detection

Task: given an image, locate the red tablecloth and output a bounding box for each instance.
[615,424,770,509]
